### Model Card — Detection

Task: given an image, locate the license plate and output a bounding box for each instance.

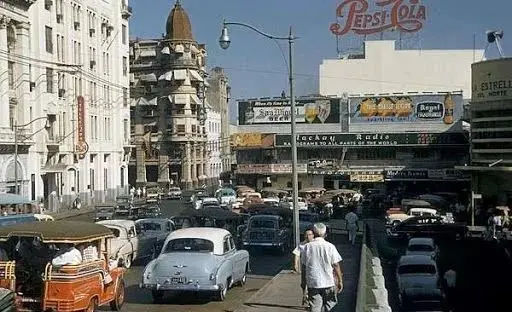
[171,277,187,284]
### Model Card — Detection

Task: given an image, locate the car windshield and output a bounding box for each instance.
[398,264,436,274]
[170,187,180,191]
[117,198,130,203]
[108,228,121,237]
[221,190,235,196]
[141,222,162,231]
[97,207,114,213]
[250,219,276,228]
[408,244,434,252]
[164,238,214,253]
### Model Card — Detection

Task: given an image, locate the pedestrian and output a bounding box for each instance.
[292,228,315,306]
[443,268,457,311]
[130,186,135,198]
[142,186,147,198]
[344,209,359,245]
[136,187,142,198]
[301,223,343,312]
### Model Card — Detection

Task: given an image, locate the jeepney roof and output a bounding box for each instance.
[0,221,114,243]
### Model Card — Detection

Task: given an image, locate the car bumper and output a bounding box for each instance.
[140,283,219,291]
[243,242,284,247]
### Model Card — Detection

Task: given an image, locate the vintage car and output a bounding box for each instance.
[167,187,182,200]
[386,207,438,227]
[215,188,236,209]
[0,214,54,227]
[140,227,250,302]
[135,218,176,253]
[94,203,116,221]
[146,183,162,201]
[96,219,158,268]
[242,214,292,253]
[388,215,467,241]
[0,221,125,311]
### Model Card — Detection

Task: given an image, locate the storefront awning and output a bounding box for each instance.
[169,94,188,105]
[41,164,69,173]
[139,73,157,82]
[159,70,173,81]
[190,94,201,105]
[454,165,512,172]
[189,69,203,82]
[140,50,156,58]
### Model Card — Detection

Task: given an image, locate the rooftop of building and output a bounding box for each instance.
[166,0,194,42]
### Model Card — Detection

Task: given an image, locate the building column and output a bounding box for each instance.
[0,16,10,130]
[15,22,30,124]
[157,154,170,186]
[191,142,198,187]
[182,141,192,189]
[198,143,204,184]
[135,142,147,186]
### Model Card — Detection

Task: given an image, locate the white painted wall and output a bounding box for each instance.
[320,40,484,99]
[206,106,222,182]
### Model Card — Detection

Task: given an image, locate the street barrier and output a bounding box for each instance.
[355,222,392,312]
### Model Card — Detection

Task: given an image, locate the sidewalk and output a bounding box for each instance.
[235,237,361,312]
[48,206,95,220]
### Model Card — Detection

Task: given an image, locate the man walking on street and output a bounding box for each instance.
[302,223,343,312]
[345,209,359,245]
[292,227,315,306]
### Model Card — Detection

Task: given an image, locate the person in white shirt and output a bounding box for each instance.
[301,223,343,312]
[345,209,359,245]
[292,228,315,306]
[52,244,83,267]
[443,268,457,311]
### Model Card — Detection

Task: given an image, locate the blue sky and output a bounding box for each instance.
[129,0,511,110]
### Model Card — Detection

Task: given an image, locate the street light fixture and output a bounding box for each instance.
[219,20,301,249]
[13,116,51,195]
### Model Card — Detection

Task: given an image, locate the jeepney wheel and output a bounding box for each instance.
[110,279,125,311]
[85,297,97,312]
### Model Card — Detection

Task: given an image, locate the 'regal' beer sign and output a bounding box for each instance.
[76,96,89,159]
[330,0,427,36]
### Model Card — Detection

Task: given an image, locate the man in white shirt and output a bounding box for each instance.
[301,223,343,312]
[52,244,83,267]
[345,209,359,245]
[292,228,315,305]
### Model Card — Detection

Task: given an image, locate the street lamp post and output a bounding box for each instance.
[219,21,301,249]
[13,116,50,194]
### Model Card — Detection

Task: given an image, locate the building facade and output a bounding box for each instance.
[129,1,209,190]
[206,66,232,174]
[0,0,131,209]
[459,58,512,208]
[206,104,221,185]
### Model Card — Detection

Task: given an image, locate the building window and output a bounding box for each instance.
[177,125,185,133]
[45,26,53,53]
[46,68,54,93]
[120,167,125,187]
[123,119,129,142]
[8,61,14,89]
[123,87,128,107]
[104,168,108,191]
[122,57,127,76]
[9,104,15,130]
[89,168,95,192]
[122,24,127,44]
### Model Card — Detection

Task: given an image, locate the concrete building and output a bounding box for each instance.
[129,1,208,190]
[320,40,484,99]
[206,104,221,185]
[0,0,131,209]
[457,58,512,210]
[206,67,232,174]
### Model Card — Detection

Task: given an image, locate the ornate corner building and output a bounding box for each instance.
[129,1,229,190]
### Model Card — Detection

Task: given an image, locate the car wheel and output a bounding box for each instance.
[239,265,248,286]
[86,297,98,312]
[123,254,132,269]
[152,290,164,303]
[109,279,125,311]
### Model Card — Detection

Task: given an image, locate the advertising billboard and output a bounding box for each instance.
[472,59,512,103]
[230,133,275,148]
[237,97,340,125]
[348,93,462,124]
[76,96,89,159]
[275,132,468,147]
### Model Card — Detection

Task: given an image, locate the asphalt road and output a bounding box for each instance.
[65,199,292,312]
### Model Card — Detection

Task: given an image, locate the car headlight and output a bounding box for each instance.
[209,272,216,280]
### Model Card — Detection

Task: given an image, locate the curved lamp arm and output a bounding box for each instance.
[223,21,294,41]
[14,116,49,128]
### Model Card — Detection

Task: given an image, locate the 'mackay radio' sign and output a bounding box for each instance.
[330,0,427,36]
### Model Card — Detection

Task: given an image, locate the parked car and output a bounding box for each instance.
[405,237,439,260]
[215,188,237,209]
[396,255,444,311]
[140,227,250,302]
[200,197,221,209]
[135,218,176,253]
[0,221,125,311]
[280,197,308,211]
[242,214,292,253]
[386,207,438,227]
[167,187,182,200]
[387,216,466,240]
[94,203,116,221]
[97,219,158,268]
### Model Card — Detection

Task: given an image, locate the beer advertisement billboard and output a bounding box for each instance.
[237,97,340,125]
[76,96,89,159]
[348,93,462,124]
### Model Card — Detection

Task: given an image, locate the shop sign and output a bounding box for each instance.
[472,60,512,103]
[275,132,468,147]
[349,93,461,124]
[385,169,428,180]
[237,98,340,125]
[330,0,427,36]
[236,164,307,174]
[427,169,444,179]
[308,159,337,169]
[230,133,275,148]
[76,96,89,159]
[350,173,384,182]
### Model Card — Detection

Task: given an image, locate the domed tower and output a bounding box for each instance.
[156,0,208,190]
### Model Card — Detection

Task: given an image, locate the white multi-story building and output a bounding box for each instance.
[0,0,132,209]
[206,104,221,185]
